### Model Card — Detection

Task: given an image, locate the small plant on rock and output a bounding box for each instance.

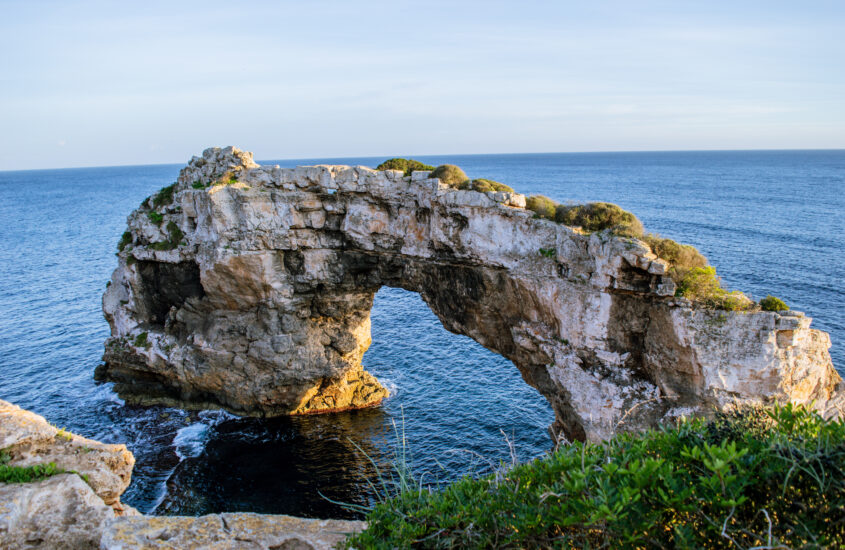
[133,332,149,349]
[429,164,469,187]
[376,158,435,176]
[554,202,644,237]
[760,295,789,311]
[147,211,164,224]
[526,195,558,220]
[459,178,514,193]
[117,231,132,252]
[642,233,708,283]
[152,183,177,208]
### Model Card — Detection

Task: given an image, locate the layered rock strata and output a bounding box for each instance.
[100,147,843,441]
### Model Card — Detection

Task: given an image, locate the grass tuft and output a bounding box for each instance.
[133,331,149,349]
[151,183,177,208]
[147,211,164,225]
[117,231,132,252]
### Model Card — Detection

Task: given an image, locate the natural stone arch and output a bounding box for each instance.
[100,147,842,442]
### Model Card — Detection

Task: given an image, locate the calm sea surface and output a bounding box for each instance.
[0,150,842,517]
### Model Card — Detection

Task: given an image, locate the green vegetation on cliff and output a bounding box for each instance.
[376,158,435,175]
[554,202,644,237]
[152,182,177,208]
[0,450,64,483]
[459,178,514,193]
[429,164,469,187]
[674,267,753,311]
[347,404,845,549]
[760,295,789,312]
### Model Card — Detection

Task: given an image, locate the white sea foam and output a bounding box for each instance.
[172,423,210,460]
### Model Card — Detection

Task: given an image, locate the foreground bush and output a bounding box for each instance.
[429,164,469,186]
[555,202,644,237]
[376,158,435,176]
[346,405,844,549]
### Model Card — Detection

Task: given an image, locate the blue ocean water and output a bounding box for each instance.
[0,150,842,517]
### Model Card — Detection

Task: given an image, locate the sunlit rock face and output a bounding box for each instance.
[100,147,843,441]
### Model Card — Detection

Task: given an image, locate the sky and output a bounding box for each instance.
[1,0,844,170]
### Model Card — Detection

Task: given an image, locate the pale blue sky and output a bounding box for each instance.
[1,0,843,170]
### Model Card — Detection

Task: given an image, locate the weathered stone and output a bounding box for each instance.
[0,399,134,511]
[100,513,364,550]
[100,146,843,441]
[0,474,113,549]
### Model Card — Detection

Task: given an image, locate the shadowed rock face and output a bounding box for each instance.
[99,146,843,441]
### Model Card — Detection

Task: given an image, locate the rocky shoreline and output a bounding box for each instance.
[99,146,842,442]
[0,399,363,549]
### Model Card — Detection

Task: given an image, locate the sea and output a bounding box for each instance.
[0,150,842,518]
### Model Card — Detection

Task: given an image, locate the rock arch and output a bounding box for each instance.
[100,147,842,441]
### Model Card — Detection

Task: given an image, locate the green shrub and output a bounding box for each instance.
[538,247,555,258]
[525,195,558,220]
[191,180,206,189]
[376,158,435,176]
[133,332,149,349]
[459,178,514,193]
[429,164,469,187]
[675,267,753,311]
[555,202,644,237]
[149,221,185,251]
[0,451,64,483]
[117,231,132,252]
[147,211,164,224]
[642,234,708,283]
[213,171,239,186]
[760,295,789,312]
[346,404,845,549]
[152,183,177,208]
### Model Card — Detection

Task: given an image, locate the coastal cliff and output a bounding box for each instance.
[99,147,843,442]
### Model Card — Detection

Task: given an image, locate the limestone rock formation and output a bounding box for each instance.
[100,513,364,550]
[100,146,843,441]
[0,399,365,548]
[0,474,114,549]
[0,399,134,512]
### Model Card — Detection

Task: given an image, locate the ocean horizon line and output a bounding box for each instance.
[2,147,845,175]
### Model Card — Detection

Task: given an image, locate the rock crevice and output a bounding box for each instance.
[100,146,843,441]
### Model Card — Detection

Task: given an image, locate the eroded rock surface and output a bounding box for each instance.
[100,146,843,441]
[0,399,134,512]
[100,513,364,550]
[0,474,114,549]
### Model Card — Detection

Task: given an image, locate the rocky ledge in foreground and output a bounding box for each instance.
[99,146,843,441]
[0,399,363,549]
